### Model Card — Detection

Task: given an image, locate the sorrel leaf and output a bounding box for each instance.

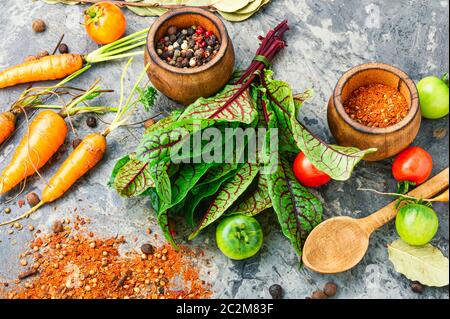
[136,119,216,165]
[227,173,272,216]
[188,163,259,239]
[267,153,323,257]
[186,164,243,226]
[192,163,239,192]
[171,162,213,207]
[113,158,154,197]
[263,70,376,180]
[179,84,257,124]
[108,155,130,188]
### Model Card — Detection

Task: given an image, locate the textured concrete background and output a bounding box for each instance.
[0,0,449,299]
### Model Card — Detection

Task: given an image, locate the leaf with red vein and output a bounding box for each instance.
[263,70,376,180]
[188,163,259,240]
[267,153,323,257]
[114,158,154,197]
[227,173,272,217]
[179,84,257,124]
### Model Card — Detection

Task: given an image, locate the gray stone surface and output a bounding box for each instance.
[0,0,448,299]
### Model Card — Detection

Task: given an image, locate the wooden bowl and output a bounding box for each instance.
[145,7,235,105]
[327,63,421,161]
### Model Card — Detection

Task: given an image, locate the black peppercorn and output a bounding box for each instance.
[158,287,165,294]
[269,284,283,299]
[86,116,97,128]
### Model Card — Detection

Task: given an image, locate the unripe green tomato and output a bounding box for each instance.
[417,76,449,119]
[216,215,263,260]
[395,203,439,246]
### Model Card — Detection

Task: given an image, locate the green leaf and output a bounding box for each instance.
[388,239,449,287]
[263,70,376,180]
[227,173,272,216]
[267,153,323,257]
[138,86,158,111]
[136,118,216,165]
[179,84,257,124]
[171,162,213,207]
[188,163,259,239]
[108,155,130,188]
[186,164,242,226]
[192,163,239,192]
[113,158,154,197]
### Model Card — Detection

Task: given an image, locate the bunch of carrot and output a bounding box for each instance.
[0,59,153,226]
[0,28,148,89]
[0,80,111,195]
[0,64,92,146]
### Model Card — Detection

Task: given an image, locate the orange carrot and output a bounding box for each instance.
[0,110,67,195]
[0,54,83,89]
[0,111,16,145]
[42,133,107,203]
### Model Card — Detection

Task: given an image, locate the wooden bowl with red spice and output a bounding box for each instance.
[327,63,421,161]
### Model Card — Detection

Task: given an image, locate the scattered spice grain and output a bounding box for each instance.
[2,220,211,299]
[344,83,409,128]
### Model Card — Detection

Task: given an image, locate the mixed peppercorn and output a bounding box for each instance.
[156,25,220,68]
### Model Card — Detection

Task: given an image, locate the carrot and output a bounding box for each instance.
[0,28,148,89]
[0,110,67,194]
[0,111,16,145]
[0,59,153,227]
[0,54,84,89]
[0,83,107,195]
[42,133,107,203]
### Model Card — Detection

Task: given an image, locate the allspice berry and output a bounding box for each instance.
[59,43,69,54]
[411,281,424,294]
[26,192,41,207]
[140,243,155,255]
[268,284,283,299]
[32,19,46,33]
[323,282,337,297]
[86,116,97,128]
[311,290,327,299]
[52,221,64,234]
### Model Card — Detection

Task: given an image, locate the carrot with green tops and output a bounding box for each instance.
[0,28,148,89]
[0,54,83,88]
[0,83,108,195]
[0,59,155,226]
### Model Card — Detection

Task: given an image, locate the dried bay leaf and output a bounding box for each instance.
[236,0,263,14]
[388,239,449,287]
[213,0,250,13]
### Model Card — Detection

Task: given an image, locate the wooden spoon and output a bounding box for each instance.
[302,167,449,274]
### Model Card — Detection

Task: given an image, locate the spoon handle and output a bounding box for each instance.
[360,167,449,235]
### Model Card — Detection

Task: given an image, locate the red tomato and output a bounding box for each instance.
[392,146,433,185]
[84,2,126,44]
[293,152,331,187]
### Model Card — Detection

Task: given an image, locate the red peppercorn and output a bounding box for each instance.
[196,27,204,35]
[195,37,203,43]
[201,41,206,47]
[205,31,212,38]
[159,38,165,43]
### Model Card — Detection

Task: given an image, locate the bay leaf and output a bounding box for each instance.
[213,0,249,13]
[388,239,449,287]
[236,0,262,14]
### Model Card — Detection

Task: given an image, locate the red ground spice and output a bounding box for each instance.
[1,216,211,299]
[344,83,409,128]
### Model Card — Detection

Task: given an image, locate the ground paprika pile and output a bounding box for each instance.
[344,83,409,128]
[1,216,211,299]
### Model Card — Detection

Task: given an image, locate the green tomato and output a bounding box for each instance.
[396,203,439,246]
[216,215,263,260]
[417,76,449,119]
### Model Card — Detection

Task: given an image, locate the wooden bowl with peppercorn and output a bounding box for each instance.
[327,63,421,161]
[145,7,235,105]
